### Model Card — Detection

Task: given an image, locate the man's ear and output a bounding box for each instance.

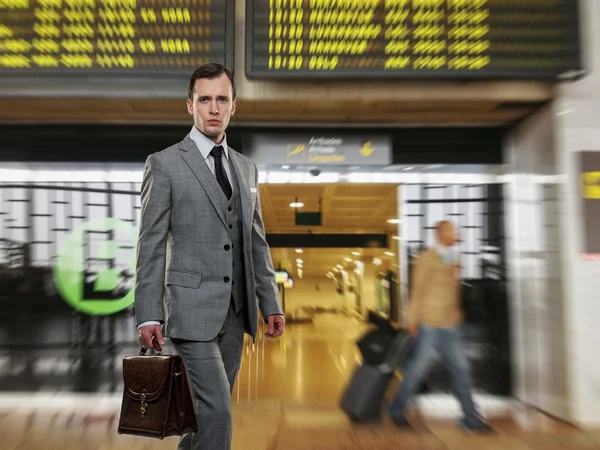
[186,98,193,115]
[231,99,237,116]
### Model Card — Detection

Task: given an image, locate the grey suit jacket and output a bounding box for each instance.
[134,134,283,342]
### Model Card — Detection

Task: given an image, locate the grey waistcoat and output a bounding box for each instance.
[225,157,247,314]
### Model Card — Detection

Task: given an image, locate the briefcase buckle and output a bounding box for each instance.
[140,390,148,415]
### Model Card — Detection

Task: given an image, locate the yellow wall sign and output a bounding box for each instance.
[582,172,600,199]
[578,152,600,259]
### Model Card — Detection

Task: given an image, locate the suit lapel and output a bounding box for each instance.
[179,135,227,228]
[229,150,253,227]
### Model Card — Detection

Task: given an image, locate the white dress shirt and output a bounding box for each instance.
[189,125,234,187]
[138,127,232,329]
[435,244,458,265]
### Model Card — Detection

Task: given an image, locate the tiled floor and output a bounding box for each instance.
[1,397,598,450]
[1,312,598,449]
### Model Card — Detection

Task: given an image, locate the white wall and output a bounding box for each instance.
[553,0,600,427]
[360,264,379,318]
[503,105,570,421]
[503,0,600,427]
[283,265,380,319]
[283,276,343,314]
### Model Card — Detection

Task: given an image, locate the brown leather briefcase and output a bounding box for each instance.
[117,346,198,439]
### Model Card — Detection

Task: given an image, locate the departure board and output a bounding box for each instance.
[0,0,234,73]
[245,0,583,80]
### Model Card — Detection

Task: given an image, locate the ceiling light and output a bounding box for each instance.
[296,258,303,263]
[282,165,290,169]
[387,219,401,224]
[344,257,352,262]
[295,248,303,253]
[372,257,382,266]
[336,264,343,269]
[351,251,361,256]
[403,166,414,171]
[290,202,304,208]
[384,251,395,256]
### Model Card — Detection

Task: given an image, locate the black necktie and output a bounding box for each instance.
[210,145,232,200]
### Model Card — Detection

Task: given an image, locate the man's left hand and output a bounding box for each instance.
[265,314,285,338]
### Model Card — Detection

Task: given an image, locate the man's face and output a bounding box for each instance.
[187,73,236,142]
[438,223,457,247]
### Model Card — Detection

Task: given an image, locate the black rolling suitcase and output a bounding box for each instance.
[340,331,415,422]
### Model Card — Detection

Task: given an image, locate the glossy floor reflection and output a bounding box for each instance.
[1,312,599,449]
[1,392,598,450]
[233,311,367,404]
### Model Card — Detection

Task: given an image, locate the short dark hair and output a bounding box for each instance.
[187,63,236,100]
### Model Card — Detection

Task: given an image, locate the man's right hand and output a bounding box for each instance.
[138,324,164,351]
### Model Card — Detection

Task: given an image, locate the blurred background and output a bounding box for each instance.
[1,0,599,448]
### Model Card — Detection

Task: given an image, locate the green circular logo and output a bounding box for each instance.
[53,218,138,315]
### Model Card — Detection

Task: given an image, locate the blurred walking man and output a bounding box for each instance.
[388,221,493,433]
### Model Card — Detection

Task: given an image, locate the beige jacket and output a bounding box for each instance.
[406,248,463,328]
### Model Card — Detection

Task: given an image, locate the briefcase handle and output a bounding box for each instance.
[139,337,163,356]
[139,347,163,356]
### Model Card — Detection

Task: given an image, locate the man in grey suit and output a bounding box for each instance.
[134,63,285,450]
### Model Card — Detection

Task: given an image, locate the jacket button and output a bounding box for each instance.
[229,224,233,229]
[224,277,230,283]
[224,245,230,251]
[228,206,232,211]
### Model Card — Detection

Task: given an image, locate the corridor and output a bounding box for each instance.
[0,313,597,449]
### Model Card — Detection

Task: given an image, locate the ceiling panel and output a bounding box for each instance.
[263,183,400,276]
[0,98,545,125]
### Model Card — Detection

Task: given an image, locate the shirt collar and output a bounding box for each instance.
[435,244,456,264]
[189,126,229,161]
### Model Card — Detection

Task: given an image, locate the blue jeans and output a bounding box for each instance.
[389,325,479,425]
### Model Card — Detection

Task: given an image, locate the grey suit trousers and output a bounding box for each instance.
[171,300,246,450]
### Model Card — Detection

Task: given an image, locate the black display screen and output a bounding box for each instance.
[245,0,583,80]
[0,0,234,73]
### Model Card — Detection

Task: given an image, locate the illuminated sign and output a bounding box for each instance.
[275,270,289,283]
[582,171,600,200]
[578,152,600,260]
[53,217,138,315]
[246,133,392,166]
[245,0,582,80]
[0,0,234,72]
